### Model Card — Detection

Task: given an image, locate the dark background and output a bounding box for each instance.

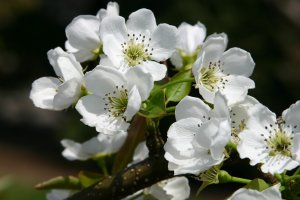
[0,0,300,199]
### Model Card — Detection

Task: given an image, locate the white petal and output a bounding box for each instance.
[211,92,230,119]
[175,96,210,121]
[65,15,101,54]
[150,24,178,62]
[170,51,183,68]
[30,77,61,110]
[97,131,127,153]
[84,66,127,96]
[166,118,202,154]
[220,47,255,77]
[61,139,88,161]
[228,186,282,200]
[130,141,149,165]
[198,84,215,104]
[123,86,141,121]
[76,94,105,127]
[238,129,270,166]
[282,101,300,134]
[177,22,206,54]
[97,2,119,21]
[292,133,300,162]
[261,155,299,174]
[163,177,190,200]
[199,33,228,67]
[137,61,167,81]
[53,78,82,110]
[100,15,127,49]
[126,9,157,34]
[220,75,255,106]
[100,34,124,67]
[47,47,84,81]
[125,67,154,100]
[46,189,71,200]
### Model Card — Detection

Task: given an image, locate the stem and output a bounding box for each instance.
[230,176,251,184]
[226,141,237,150]
[285,175,300,182]
[160,77,194,89]
[97,159,109,176]
[166,106,176,113]
[293,167,300,176]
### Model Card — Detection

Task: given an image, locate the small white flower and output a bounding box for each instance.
[30,47,84,110]
[61,132,127,161]
[228,184,282,200]
[164,93,231,175]
[237,101,300,174]
[46,189,71,200]
[100,8,178,81]
[76,65,153,134]
[65,2,119,62]
[170,22,206,69]
[192,33,255,106]
[230,96,260,144]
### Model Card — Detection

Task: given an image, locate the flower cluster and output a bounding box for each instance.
[30,2,300,200]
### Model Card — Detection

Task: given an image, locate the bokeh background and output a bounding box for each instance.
[1,0,300,199]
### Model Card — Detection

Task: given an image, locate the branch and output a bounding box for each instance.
[67,118,173,200]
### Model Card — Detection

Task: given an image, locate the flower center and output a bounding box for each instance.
[268,130,292,157]
[104,85,128,119]
[198,66,220,91]
[121,33,153,67]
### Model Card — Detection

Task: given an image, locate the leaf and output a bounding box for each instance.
[140,89,166,118]
[166,70,192,102]
[112,115,146,173]
[244,178,269,191]
[78,171,103,188]
[35,176,81,190]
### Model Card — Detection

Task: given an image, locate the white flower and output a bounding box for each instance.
[228,184,282,200]
[192,33,255,106]
[170,22,206,69]
[237,101,300,174]
[99,8,178,81]
[76,65,153,134]
[46,189,71,200]
[65,2,119,62]
[164,93,231,175]
[147,177,190,200]
[61,132,127,161]
[30,47,84,110]
[230,96,260,144]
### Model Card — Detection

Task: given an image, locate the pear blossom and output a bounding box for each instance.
[99,9,178,81]
[228,184,282,200]
[61,132,127,161]
[171,22,206,69]
[164,93,231,175]
[65,2,119,62]
[30,47,84,110]
[46,189,71,200]
[76,65,153,134]
[192,33,255,106]
[237,101,300,174]
[230,96,260,144]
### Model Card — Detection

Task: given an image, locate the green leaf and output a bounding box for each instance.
[165,70,192,102]
[244,178,269,191]
[35,176,81,190]
[140,89,166,118]
[112,115,146,173]
[78,171,103,188]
